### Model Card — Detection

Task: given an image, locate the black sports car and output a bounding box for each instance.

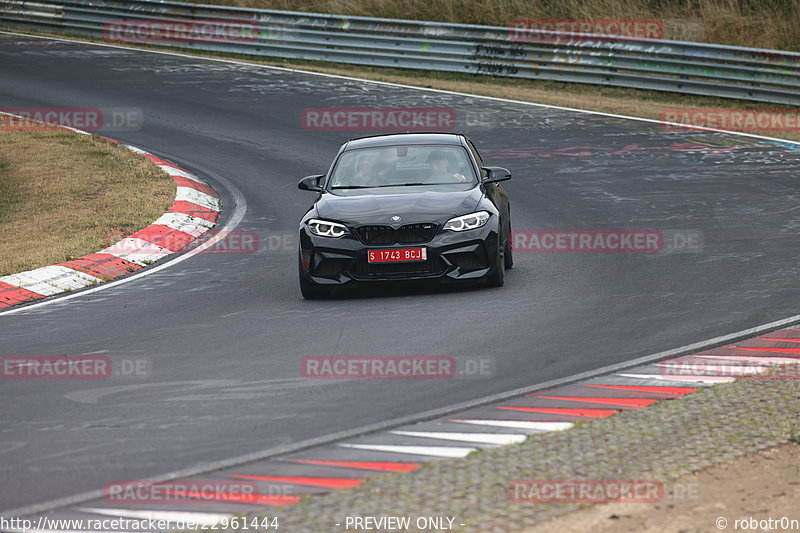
[297,133,512,298]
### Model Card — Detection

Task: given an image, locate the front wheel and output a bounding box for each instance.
[486,243,505,287]
[504,229,513,269]
[299,261,331,299]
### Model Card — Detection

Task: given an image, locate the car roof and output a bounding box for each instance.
[343,132,467,151]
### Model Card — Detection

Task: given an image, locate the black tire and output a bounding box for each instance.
[504,228,514,270]
[299,261,330,299]
[486,242,505,287]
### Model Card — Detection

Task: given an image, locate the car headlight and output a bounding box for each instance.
[307,219,348,238]
[443,211,490,232]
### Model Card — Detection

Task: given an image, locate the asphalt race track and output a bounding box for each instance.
[2,34,800,512]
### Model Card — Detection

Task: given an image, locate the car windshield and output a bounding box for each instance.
[328,145,477,192]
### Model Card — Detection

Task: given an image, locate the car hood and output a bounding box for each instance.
[315,188,483,226]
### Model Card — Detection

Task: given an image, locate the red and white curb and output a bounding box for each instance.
[10,331,799,531]
[0,118,220,309]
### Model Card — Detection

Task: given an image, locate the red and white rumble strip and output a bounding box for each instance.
[0,117,221,309]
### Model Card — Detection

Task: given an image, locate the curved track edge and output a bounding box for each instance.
[0,112,222,309]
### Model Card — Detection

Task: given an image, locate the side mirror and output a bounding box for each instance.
[482,167,511,183]
[298,174,325,192]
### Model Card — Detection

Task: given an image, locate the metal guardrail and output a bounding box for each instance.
[2,0,800,105]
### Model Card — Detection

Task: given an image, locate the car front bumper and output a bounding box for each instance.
[299,222,500,287]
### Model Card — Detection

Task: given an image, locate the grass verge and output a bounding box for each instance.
[0,123,173,276]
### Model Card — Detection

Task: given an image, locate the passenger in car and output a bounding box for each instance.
[426,150,466,182]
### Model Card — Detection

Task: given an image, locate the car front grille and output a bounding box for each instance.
[355,223,437,245]
[352,254,445,279]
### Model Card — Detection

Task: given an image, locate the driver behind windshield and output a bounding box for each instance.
[353,153,381,186]
[351,151,398,187]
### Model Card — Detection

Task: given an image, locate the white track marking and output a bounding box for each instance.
[655,362,769,374]
[175,187,220,210]
[338,443,475,458]
[0,266,102,296]
[390,430,526,445]
[156,164,204,182]
[61,126,90,135]
[150,212,215,236]
[694,355,800,364]
[447,419,574,431]
[618,373,736,384]
[100,238,172,265]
